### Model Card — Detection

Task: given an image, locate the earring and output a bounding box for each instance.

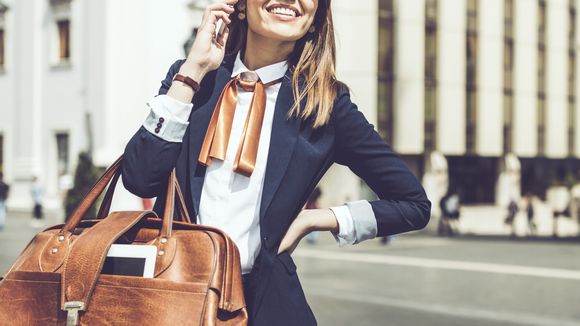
[308,25,316,33]
[238,2,246,20]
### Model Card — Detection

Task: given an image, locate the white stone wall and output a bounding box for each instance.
[477,0,504,156]
[438,0,467,155]
[0,0,192,211]
[545,0,570,158]
[394,0,425,154]
[513,0,539,157]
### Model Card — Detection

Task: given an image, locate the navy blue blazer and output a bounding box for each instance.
[122,55,431,325]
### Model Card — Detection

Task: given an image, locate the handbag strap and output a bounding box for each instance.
[96,168,191,223]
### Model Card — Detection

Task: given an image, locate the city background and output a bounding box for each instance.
[0,0,579,325]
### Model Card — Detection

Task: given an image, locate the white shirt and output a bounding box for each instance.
[143,52,377,273]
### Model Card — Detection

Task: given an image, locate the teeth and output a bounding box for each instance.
[269,7,297,17]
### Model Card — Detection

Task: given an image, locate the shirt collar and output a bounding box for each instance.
[231,51,288,84]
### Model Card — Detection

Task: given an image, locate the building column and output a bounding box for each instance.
[8,0,43,209]
[319,0,379,207]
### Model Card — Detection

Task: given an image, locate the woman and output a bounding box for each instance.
[122,0,431,324]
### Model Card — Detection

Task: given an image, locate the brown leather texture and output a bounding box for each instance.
[0,156,247,326]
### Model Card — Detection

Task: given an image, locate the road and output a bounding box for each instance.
[1,213,580,326]
[296,233,580,326]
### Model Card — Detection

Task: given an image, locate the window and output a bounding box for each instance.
[56,133,69,176]
[425,0,438,152]
[504,0,515,153]
[378,0,396,145]
[538,94,546,155]
[0,133,3,175]
[57,20,70,61]
[466,0,478,154]
[0,29,5,68]
[538,0,547,155]
[0,2,7,69]
[539,0,547,41]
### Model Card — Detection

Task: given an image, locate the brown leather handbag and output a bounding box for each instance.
[0,157,247,325]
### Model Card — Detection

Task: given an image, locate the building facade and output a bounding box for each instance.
[0,0,195,210]
[373,0,580,211]
[0,0,578,216]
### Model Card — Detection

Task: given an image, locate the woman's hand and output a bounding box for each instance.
[277,209,340,255]
[181,0,238,81]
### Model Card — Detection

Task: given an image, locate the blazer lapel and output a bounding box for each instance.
[189,58,235,214]
[188,61,302,221]
[259,74,302,221]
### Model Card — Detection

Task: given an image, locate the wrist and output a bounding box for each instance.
[301,209,338,234]
[179,61,207,83]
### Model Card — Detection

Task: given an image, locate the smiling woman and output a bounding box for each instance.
[122,0,431,325]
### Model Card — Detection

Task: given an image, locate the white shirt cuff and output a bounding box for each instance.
[346,200,378,244]
[330,200,378,246]
[330,205,356,246]
[142,95,193,142]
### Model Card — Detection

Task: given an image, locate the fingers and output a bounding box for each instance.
[216,27,230,47]
[211,11,232,26]
[200,3,235,35]
[207,2,237,13]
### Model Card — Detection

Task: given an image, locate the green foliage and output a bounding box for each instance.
[64,152,100,221]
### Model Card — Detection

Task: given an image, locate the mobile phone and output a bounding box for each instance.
[216,18,228,39]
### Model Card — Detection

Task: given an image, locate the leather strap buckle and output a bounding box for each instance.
[64,301,85,326]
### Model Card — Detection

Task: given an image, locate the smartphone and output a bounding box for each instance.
[216,18,228,39]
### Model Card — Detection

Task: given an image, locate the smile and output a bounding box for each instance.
[266,3,302,18]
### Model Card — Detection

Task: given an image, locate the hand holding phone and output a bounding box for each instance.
[182,0,237,84]
[216,18,228,40]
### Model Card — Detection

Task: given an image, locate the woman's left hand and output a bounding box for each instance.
[277,209,340,255]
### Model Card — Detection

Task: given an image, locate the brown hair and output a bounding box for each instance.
[226,0,339,128]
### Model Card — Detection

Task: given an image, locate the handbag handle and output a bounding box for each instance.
[61,155,189,234]
[39,156,188,273]
[95,167,191,223]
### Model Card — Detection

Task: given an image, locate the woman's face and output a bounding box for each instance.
[245,0,319,42]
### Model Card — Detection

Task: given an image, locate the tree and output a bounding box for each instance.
[64,152,100,221]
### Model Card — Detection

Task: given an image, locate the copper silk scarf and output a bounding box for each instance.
[198,74,283,177]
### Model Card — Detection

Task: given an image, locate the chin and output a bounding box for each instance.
[259,25,307,42]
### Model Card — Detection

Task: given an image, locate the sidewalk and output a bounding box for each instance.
[0,210,61,274]
[444,204,580,238]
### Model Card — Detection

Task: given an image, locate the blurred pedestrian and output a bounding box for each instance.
[547,186,571,238]
[30,176,44,228]
[504,198,518,237]
[0,173,9,231]
[524,193,536,236]
[438,189,460,237]
[305,187,322,244]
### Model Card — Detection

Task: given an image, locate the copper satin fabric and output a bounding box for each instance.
[198,75,282,177]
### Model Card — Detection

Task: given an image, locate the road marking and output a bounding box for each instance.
[294,249,580,281]
[308,287,580,326]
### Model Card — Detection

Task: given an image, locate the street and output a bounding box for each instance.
[1,213,580,326]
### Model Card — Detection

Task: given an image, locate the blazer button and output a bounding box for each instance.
[158,117,165,123]
[154,128,160,133]
[156,123,163,128]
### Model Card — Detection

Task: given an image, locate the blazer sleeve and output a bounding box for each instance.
[332,88,432,237]
[121,59,186,198]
